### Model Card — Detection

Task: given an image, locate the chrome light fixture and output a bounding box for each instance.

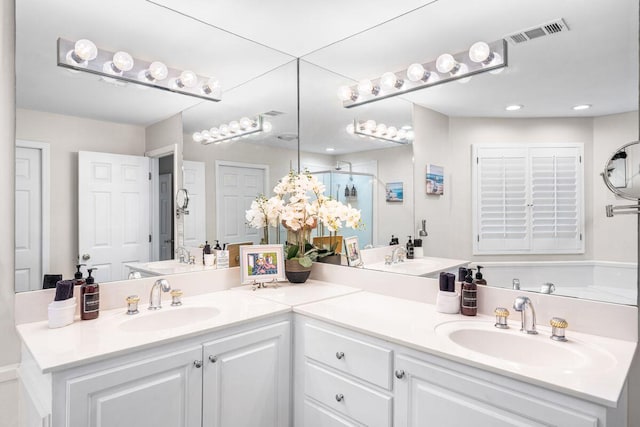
[339,39,507,108]
[193,116,272,145]
[347,119,414,144]
[57,38,221,102]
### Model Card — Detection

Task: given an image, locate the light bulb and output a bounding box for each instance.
[376,123,387,135]
[201,130,211,140]
[365,120,376,132]
[219,124,229,135]
[178,70,198,88]
[346,123,355,134]
[357,79,374,94]
[229,121,240,132]
[436,53,457,74]
[380,72,402,90]
[469,41,491,63]
[239,117,252,129]
[193,132,203,142]
[74,39,98,61]
[407,63,427,82]
[209,127,219,137]
[112,51,134,72]
[386,126,397,137]
[337,85,355,101]
[202,78,220,95]
[263,121,273,132]
[146,61,168,81]
[396,129,408,140]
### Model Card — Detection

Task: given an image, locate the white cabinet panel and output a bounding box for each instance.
[303,399,363,427]
[64,346,203,427]
[202,321,290,427]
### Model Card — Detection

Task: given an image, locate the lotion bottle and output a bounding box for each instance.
[80,268,99,320]
[461,268,477,316]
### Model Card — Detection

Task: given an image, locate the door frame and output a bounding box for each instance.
[16,139,50,278]
[146,144,179,260]
[215,160,269,242]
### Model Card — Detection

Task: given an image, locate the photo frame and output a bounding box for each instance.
[385,182,404,203]
[313,235,344,254]
[344,236,362,266]
[240,244,285,285]
[426,164,444,195]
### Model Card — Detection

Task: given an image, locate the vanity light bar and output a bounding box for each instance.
[348,119,414,144]
[57,38,221,102]
[339,39,507,108]
[193,115,272,145]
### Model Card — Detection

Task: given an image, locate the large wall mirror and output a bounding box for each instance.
[15,0,639,309]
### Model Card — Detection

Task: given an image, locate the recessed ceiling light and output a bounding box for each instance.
[573,104,591,111]
[325,147,335,152]
[505,104,523,111]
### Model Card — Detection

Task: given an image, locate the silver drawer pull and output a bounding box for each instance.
[209,355,218,363]
[193,360,203,368]
[335,393,344,402]
[395,369,405,379]
[335,351,345,360]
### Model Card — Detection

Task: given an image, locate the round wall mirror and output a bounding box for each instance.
[603,141,640,200]
[176,188,190,210]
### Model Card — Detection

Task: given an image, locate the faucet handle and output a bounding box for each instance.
[171,289,183,306]
[494,307,510,329]
[126,295,140,315]
[550,317,568,342]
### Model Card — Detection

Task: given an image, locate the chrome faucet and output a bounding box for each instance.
[149,279,171,310]
[512,278,520,290]
[513,296,538,334]
[540,282,556,294]
[391,246,407,263]
[176,246,191,264]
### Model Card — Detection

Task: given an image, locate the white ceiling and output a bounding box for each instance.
[15,0,639,154]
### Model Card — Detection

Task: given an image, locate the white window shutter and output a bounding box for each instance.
[475,147,529,253]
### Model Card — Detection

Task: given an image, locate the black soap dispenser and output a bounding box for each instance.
[389,235,399,245]
[73,264,86,287]
[473,265,487,286]
[461,268,477,316]
[214,240,221,250]
[203,241,211,265]
[406,236,414,259]
[81,268,99,320]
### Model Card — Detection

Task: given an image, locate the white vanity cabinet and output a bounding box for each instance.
[38,318,291,427]
[294,315,627,427]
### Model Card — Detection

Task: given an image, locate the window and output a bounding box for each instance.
[472,143,584,255]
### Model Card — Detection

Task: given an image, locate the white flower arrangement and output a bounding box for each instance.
[245,169,362,262]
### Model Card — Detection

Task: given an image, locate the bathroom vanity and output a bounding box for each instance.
[16,271,636,427]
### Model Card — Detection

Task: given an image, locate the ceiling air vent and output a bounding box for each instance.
[506,18,569,45]
[263,110,285,117]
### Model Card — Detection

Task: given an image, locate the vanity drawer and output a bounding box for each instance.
[303,398,363,427]
[305,362,392,427]
[304,323,392,389]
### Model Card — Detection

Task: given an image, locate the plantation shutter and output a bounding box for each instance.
[475,147,529,252]
[530,147,582,252]
[473,144,584,255]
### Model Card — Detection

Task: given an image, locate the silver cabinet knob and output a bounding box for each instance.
[209,355,218,363]
[193,360,203,368]
[82,253,91,260]
[395,370,405,379]
[335,394,344,402]
[335,351,345,360]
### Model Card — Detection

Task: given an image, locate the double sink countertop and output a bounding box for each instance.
[16,279,637,407]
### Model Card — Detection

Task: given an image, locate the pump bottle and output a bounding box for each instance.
[80,268,100,320]
[461,268,477,316]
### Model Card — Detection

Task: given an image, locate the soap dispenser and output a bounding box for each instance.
[461,268,477,316]
[389,235,399,246]
[203,241,211,265]
[406,236,414,259]
[473,265,487,286]
[72,264,86,287]
[80,268,99,320]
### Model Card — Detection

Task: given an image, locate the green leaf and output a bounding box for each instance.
[298,256,313,268]
[286,245,299,259]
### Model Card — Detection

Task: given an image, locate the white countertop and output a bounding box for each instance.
[17,290,290,373]
[365,256,468,277]
[232,279,359,306]
[125,259,217,276]
[294,291,637,407]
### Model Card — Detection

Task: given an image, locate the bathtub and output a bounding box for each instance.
[480,261,637,305]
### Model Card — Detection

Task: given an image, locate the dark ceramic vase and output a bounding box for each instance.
[285,259,312,283]
[317,254,342,265]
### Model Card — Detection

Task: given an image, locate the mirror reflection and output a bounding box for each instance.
[14,0,639,309]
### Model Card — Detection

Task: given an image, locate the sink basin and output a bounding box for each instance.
[119,306,220,333]
[435,320,616,372]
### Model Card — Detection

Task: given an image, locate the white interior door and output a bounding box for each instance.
[159,173,173,260]
[183,160,206,248]
[78,151,150,282]
[216,163,267,245]
[15,146,42,292]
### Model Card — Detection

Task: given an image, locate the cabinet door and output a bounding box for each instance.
[65,346,203,427]
[202,321,290,427]
[394,354,599,427]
